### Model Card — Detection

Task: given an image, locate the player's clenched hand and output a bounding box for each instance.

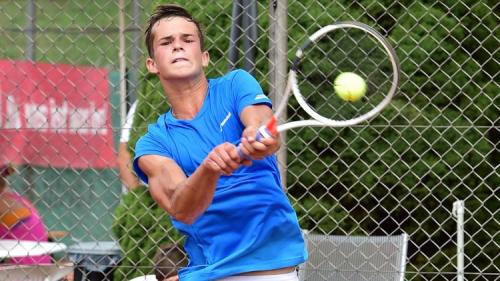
[240,125,281,160]
[202,142,250,176]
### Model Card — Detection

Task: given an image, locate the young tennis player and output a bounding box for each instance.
[134,4,307,280]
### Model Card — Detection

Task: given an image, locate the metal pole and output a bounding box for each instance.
[242,0,257,74]
[26,0,36,61]
[229,0,242,70]
[25,1,37,197]
[129,0,141,103]
[452,200,465,281]
[119,0,127,126]
[229,0,257,74]
[269,0,288,189]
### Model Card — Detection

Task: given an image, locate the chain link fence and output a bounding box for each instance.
[0,1,497,280]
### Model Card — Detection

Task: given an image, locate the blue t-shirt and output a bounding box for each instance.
[134,69,307,281]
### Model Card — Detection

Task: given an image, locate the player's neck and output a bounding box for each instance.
[166,78,208,120]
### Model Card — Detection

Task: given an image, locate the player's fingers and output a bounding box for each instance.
[244,139,269,160]
[259,135,280,147]
[218,143,241,173]
[249,139,268,152]
[242,126,258,142]
[205,145,233,175]
[241,137,269,160]
[253,136,281,159]
[225,143,242,161]
[239,137,255,157]
[205,153,227,174]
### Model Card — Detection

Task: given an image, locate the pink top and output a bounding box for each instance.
[0,192,52,264]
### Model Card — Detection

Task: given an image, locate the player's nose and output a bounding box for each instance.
[172,38,184,51]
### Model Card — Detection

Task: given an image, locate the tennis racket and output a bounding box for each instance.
[242,21,400,145]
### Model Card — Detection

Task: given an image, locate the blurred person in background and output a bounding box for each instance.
[117,101,140,193]
[0,163,52,264]
[153,243,187,281]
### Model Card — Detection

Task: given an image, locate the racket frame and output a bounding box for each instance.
[273,21,401,133]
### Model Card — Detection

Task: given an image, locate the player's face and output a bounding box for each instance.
[146,17,209,81]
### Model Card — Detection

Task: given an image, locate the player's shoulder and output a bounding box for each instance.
[229,68,254,80]
[143,113,168,137]
[212,69,253,84]
[135,114,169,152]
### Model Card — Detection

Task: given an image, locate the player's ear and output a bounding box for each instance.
[202,51,210,67]
[146,57,158,74]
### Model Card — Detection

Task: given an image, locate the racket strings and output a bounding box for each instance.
[295,26,396,122]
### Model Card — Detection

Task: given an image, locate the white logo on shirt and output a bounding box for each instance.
[255,94,268,100]
[220,111,232,131]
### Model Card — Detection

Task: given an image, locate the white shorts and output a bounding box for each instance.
[217,270,299,281]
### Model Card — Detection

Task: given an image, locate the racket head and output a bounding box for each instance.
[285,21,400,130]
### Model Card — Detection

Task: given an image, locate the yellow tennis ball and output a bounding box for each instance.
[334,72,367,102]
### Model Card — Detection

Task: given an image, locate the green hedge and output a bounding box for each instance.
[112,186,182,281]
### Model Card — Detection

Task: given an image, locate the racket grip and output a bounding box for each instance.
[237,116,278,159]
[262,116,278,138]
[237,145,247,160]
[236,129,266,159]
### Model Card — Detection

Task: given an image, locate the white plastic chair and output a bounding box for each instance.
[129,274,157,281]
[0,239,67,258]
[0,263,74,281]
[0,239,72,281]
[298,232,408,281]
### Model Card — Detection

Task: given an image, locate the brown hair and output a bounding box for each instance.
[145,4,205,58]
[153,243,187,281]
[0,164,15,189]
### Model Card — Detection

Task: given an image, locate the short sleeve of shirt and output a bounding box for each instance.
[231,70,272,116]
[133,121,171,184]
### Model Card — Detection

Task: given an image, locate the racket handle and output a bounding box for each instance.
[237,116,278,159]
[263,116,278,138]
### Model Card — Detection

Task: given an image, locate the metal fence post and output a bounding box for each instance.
[269,0,288,189]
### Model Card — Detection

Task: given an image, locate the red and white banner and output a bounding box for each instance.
[0,60,117,169]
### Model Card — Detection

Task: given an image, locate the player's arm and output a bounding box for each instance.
[239,104,281,159]
[117,142,140,190]
[138,142,246,224]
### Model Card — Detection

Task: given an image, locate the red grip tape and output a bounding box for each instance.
[266,116,278,137]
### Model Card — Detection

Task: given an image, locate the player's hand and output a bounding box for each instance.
[202,142,251,176]
[239,125,281,160]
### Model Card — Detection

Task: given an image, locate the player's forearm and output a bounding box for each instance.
[240,104,274,128]
[167,164,220,224]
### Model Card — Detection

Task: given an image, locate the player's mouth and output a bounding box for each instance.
[172,57,189,64]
